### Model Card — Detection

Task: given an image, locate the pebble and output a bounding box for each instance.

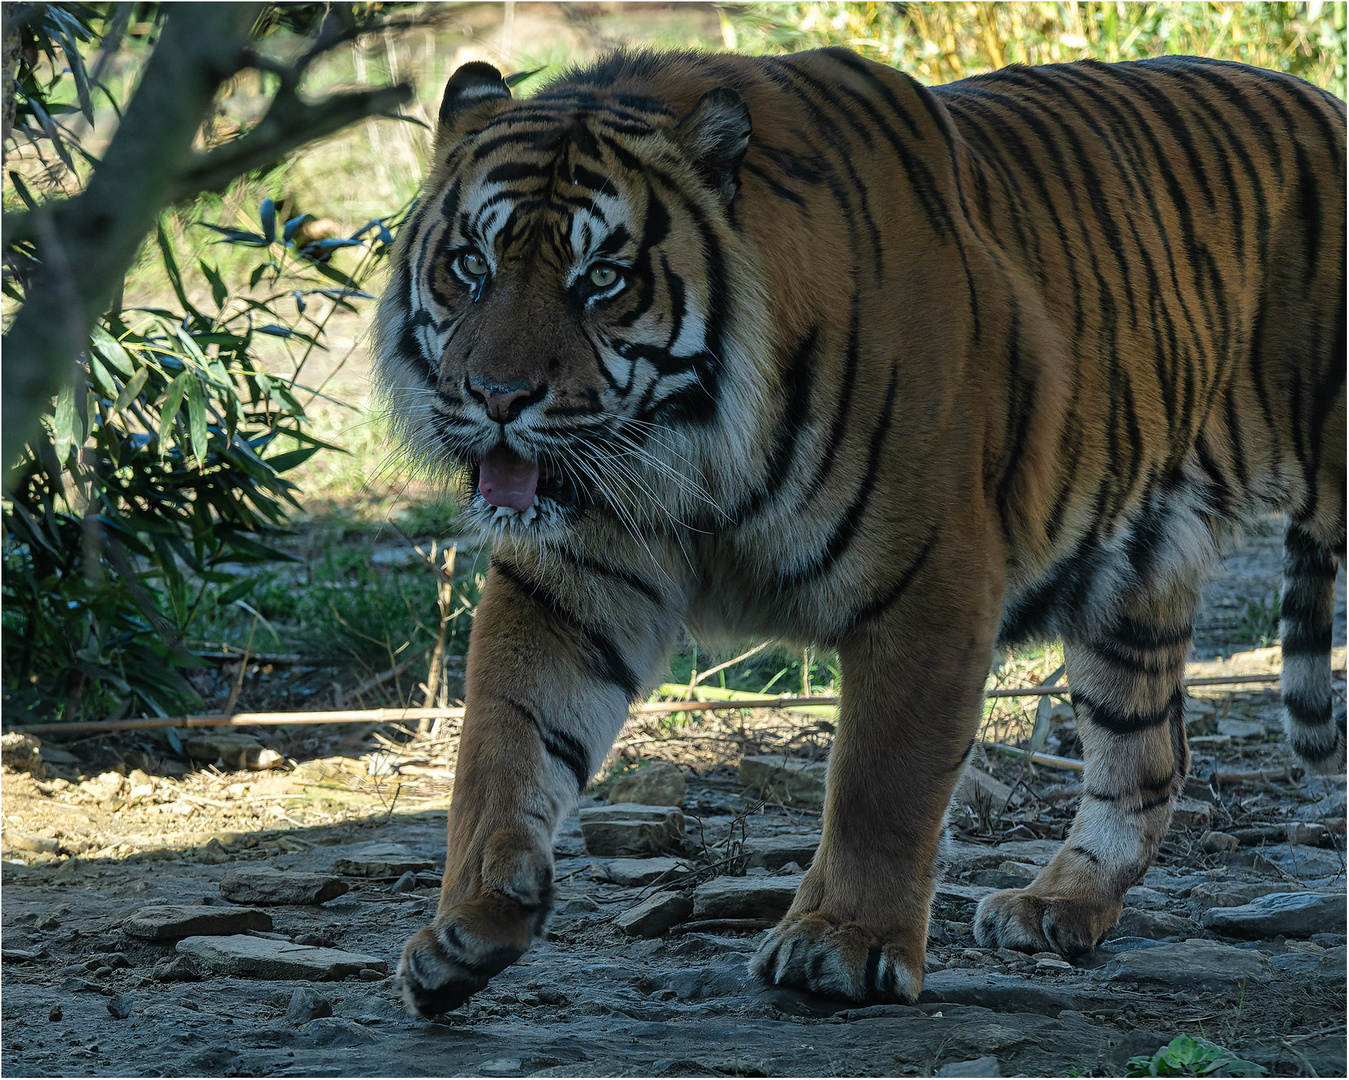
[1170,797,1213,829]
[608,763,687,807]
[578,804,685,856]
[122,904,272,941]
[48,1005,62,1022]
[151,955,203,982]
[690,875,802,920]
[1199,830,1239,853]
[738,755,827,808]
[175,934,389,980]
[107,993,134,1019]
[331,843,435,879]
[285,986,333,1023]
[595,857,691,887]
[389,870,418,893]
[937,1056,1001,1077]
[615,891,694,938]
[219,866,349,905]
[1200,892,1346,939]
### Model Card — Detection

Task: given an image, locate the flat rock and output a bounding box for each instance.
[1256,844,1346,882]
[1201,892,1346,938]
[691,875,802,920]
[1097,939,1275,988]
[608,763,686,807]
[597,857,691,887]
[122,904,271,941]
[1111,907,1195,940]
[219,866,349,905]
[738,755,827,808]
[331,843,435,878]
[1188,880,1300,911]
[743,834,821,870]
[182,732,266,767]
[945,841,1007,874]
[937,1056,1001,1078]
[615,891,694,938]
[175,935,388,980]
[918,971,1088,1014]
[578,804,685,856]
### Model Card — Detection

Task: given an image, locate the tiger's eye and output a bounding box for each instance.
[588,265,619,289]
[462,252,489,277]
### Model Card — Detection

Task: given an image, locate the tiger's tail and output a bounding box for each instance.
[1280,520,1345,774]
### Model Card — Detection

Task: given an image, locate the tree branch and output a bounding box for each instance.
[171,82,413,201]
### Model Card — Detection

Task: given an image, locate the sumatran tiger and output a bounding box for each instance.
[373,48,1346,1017]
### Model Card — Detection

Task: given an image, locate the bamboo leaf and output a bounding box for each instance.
[187,376,208,467]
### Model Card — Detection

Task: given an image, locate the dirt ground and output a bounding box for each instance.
[1,522,1346,1078]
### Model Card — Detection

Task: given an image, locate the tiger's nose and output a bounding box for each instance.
[467,380,546,424]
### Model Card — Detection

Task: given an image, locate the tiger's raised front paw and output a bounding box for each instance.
[750,911,924,1003]
[973,888,1121,957]
[397,895,548,1018]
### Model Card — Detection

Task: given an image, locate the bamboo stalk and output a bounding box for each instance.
[10,670,1339,737]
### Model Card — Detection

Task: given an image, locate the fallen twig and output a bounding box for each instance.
[671,918,776,935]
[12,669,1341,737]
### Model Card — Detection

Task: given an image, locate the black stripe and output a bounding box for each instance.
[1070,846,1101,865]
[1073,686,1183,735]
[491,558,642,700]
[780,365,899,590]
[508,699,591,792]
[839,526,940,636]
[1284,688,1331,728]
[563,552,662,606]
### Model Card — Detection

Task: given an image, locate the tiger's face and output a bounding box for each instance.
[375,62,767,539]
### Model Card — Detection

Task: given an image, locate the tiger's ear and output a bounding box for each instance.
[673,86,751,204]
[438,62,511,136]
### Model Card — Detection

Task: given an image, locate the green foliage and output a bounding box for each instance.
[2,192,406,723]
[725,2,1347,97]
[1237,594,1281,647]
[1126,1035,1266,1078]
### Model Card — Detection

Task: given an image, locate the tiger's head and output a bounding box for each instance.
[374,57,774,541]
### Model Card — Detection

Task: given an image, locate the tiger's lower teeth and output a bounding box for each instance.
[490,502,540,525]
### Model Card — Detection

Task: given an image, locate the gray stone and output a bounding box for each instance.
[1111,907,1196,940]
[175,934,389,980]
[122,904,271,941]
[479,1058,525,1077]
[1199,830,1240,853]
[331,843,435,878]
[937,1056,1001,1078]
[285,986,334,1023]
[738,755,828,808]
[106,993,134,1019]
[945,842,1008,873]
[219,866,349,905]
[182,732,267,768]
[1123,886,1171,910]
[389,871,418,893]
[609,763,686,807]
[578,804,685,856]
[1217,716,1268,739]
[744,834,821,870]
[1098,939,1274,988]
[615,891,694,938]
[597,857,691,887]
[150,955,203,982]
[1257,844,1347,882]
[1187,881,1289,911]
[954,768,1014,810]
[1201,891,1346,939]
[1170,796,1214,829]
[991,839,1061,864]
[691,875,802,920]
[294,1017,379,1046]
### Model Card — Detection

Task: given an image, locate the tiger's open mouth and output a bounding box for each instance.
[470,445,585,525]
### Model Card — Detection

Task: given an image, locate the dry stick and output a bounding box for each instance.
[12,671,1340,737]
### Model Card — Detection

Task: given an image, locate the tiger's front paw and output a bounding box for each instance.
[750,911,924,1003]
[973,888,1122,957]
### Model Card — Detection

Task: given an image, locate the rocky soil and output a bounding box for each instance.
[2,524,1345,1078]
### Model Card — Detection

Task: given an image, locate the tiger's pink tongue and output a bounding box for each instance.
[478,446,539,511]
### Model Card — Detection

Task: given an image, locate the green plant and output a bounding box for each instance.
[1126,1035,1266,1078]
[1,195,405,723]
[1236,594,1281,646]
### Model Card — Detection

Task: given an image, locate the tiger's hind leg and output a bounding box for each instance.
[1280,519,1346,774]
[974,587,1196,955]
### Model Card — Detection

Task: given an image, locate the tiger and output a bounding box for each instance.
[373,47,1346,1018]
